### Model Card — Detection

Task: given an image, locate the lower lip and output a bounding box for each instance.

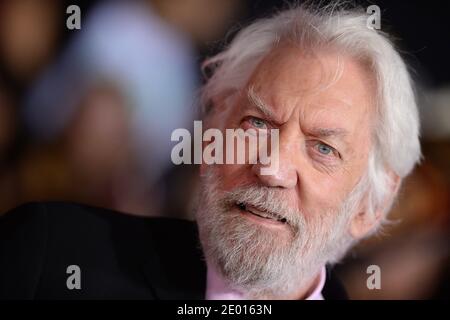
[236,206,287,227]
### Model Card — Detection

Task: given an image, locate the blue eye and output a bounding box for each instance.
[250,117,267,129]
[317,143,333,155]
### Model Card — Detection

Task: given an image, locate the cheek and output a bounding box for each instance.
[298,170,358,215]
[211,163,253,192]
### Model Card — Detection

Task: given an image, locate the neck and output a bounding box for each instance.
[206,260,325,300]
[246,270,322,300]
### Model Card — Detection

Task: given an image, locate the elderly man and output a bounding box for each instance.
[0,4,420,300]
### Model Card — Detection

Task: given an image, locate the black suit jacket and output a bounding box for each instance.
[0,202,348,300]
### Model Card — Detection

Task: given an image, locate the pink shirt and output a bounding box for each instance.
[205,264,326,300]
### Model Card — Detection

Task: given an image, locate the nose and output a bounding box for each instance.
[251,131,298,189]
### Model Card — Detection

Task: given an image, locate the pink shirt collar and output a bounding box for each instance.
[205,264,326,300]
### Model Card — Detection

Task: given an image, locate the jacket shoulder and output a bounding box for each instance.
[1,201,196,238]
[0,202,199,299]
[0,203,49,298]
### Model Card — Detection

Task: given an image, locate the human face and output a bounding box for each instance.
[197,45,376,298]
[215,46,374,219]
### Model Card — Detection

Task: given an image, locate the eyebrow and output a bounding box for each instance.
[308,127,349,138]
[246,87,277,120]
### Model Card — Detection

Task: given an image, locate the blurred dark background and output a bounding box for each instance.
[0,0,449,299]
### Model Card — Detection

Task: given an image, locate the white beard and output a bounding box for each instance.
[196,167,361,299]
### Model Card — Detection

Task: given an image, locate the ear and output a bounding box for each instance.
[349,170,401,239]
[200,109,218,176]
[199,98,216,176]
[200,93,236,175]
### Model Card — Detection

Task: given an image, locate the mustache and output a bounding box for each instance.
[220,184,304,232]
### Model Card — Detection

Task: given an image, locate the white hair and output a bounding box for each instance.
[200,2,421,221]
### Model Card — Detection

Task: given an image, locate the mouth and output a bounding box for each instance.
[236,201,288,225]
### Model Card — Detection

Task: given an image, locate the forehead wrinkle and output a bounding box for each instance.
[300,106,352,142]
